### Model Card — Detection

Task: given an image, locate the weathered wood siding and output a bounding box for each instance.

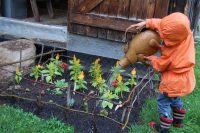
[68,0,199,42]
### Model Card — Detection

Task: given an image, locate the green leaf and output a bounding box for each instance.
[46,76,51,83]
[123,86,130,92]
[70,71,75,75]
[102,101,108,109]
[69,60,73,64]
[100,109,108,116]
[124,82,130,86]
[41,70,49,74]
[92,82,98,87]
[115,88,121,94]
[54,71,62,76]
[107,102,113,109]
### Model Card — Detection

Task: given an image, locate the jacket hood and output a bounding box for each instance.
[159,12,191,46]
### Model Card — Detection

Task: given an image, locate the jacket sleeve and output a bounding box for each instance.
[146,19,161,31]
[147,55,171,72]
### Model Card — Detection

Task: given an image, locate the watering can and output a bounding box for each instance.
[118,28,162,68]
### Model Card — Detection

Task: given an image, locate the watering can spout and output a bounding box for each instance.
[119,56,134,69]
[119,30,162,68]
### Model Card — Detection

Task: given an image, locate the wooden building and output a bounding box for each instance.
[0,0,199,59]
[68,0,200,42]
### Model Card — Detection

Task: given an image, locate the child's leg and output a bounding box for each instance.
[170,97,186,128]
[157,93,173,119]
[170,97,183,109]
[149,93,173,133]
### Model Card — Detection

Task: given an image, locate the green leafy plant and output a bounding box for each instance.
[110,67,137,98]
[112,74,130,98]
[107,64,125,88]
[101,90,118,109]
[69,55,87,91]
[30,65,43,80]
[41,62,62,83]
[76,71,87,91]
[89,58,107,94]
[50,54,65,73]
[127,68,137,87]
[51,79,68,95]
[15,67,22,84]
[69,55,82,81]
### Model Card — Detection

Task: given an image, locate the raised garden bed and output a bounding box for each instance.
[0,45,157,133]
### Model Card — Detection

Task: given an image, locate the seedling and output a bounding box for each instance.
[30,65,43,80]
[69,55,87,91]
[41,62,62,83]
[50,54,65,73]
[89,58,107,94]
[15,67,22,84]
[101,90,118,109]
[113,74,130,98]
[52,79,68,95]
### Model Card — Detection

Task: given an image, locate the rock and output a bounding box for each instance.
[14,85,21,90]
[0,39,36,82]
[41,90,45,96]
[25,88,31,92]
[7,86,14,91]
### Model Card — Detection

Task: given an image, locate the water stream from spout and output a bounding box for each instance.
[106,65,122,88]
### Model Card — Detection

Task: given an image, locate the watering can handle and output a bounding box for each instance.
[124,25,146,43]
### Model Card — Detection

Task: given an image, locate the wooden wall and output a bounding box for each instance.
[68,0,199,42]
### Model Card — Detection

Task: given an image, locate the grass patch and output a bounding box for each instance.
[0,105,74,133]
[129,43,200,132]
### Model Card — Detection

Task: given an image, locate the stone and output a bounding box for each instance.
[14,85,21,90]
[7,85,14,91]
[25,88,31,92]
[0,39,36,82]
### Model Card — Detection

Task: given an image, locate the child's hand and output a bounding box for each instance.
[137,54,147,62]
[128,21,146,31]
[137,54,151,66]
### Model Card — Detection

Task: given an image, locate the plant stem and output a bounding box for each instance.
[73,82,76,95]
[67,84,71,107]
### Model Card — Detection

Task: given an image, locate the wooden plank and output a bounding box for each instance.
[154,0,170,18]
[30,0,40,22]
[129,0,141,20]
[108,0,119,17]
[117,0,130,19]
[71,24,86,35]
[85,26,98,37]
[146,0,156,19]
[107,30,124,42]
[107,0,119,41]
[70,13,140,32]
[98,0,110,39]
[98,29,107,39]
[168,0,187,13]
[99,0,110,15]
[68,0,79,32]
[129,0,156,20]
[46,0,54,18]
[76,0,104,13]
[67,0,72,31]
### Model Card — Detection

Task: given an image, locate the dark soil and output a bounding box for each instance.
[0,46,155,133]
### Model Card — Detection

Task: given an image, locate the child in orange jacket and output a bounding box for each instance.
[129,12,196,133]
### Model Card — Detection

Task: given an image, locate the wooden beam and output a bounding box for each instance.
[76,0,104,13]
[69,13,140,32]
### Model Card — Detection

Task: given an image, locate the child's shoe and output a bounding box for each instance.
[149,116,173,133]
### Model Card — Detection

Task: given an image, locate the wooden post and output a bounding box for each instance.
[46,0,54,18]
[30,0,40,22]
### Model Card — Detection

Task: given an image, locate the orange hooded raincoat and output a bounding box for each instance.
[146,12,196,97]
